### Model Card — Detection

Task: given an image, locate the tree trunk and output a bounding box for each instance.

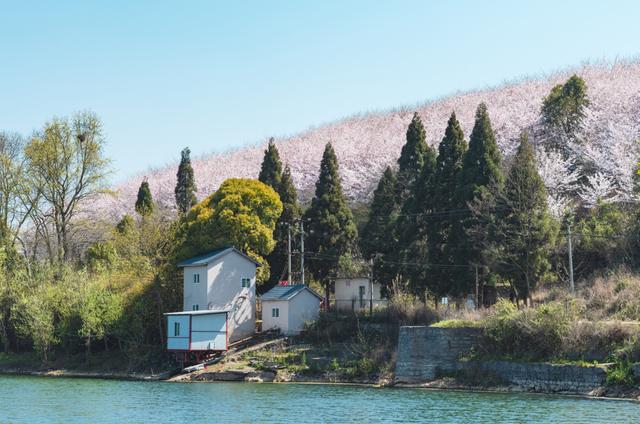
[324,284,331,311]
[86,334,91,360]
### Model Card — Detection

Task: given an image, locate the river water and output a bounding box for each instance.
[0,375,638,423]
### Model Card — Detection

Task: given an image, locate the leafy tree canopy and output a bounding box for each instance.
[135,180,154,217]
[175,147,198,214]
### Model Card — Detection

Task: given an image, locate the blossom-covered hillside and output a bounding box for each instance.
[96,61,640,221]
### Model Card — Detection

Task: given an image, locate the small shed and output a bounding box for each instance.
[261,285,322,335]
[334,277,385,312]
[165,309,230,361]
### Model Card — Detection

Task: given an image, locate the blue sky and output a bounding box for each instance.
[1,1,639,183]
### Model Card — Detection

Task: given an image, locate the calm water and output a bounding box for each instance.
[0,375,639,423]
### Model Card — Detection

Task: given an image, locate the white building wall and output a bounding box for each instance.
[287,291,320,335]
[334,277,383,312]
[183,265,208,311]
[262,300,289,334]
[206,251,256,342]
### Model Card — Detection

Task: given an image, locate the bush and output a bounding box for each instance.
[482,299,580,361]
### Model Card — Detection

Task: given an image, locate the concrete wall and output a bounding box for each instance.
[262,300,289,334]
[395,326,482,383]
[461,361,607,393]
[395,325,608,393]
[287,290,320,335]
[182,265,208,311]
[334,277,384,312]
[207,251,256,342]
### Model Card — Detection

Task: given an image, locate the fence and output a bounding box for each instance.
[333,298,389,313]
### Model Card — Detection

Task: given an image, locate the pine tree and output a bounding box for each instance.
[452,103,504,295]
[258,138,283,189]
[304,143,358,302]
[396,112,429,204]
[360,167,398,293]
[135,180,154,217]
[175,147,198,214]
[492,134,558,304]
[428,112,468,298]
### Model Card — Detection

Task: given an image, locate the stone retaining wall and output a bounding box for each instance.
[395,326,482,383]
[394,325,609,393]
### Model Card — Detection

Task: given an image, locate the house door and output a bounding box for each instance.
[359,286,366,308]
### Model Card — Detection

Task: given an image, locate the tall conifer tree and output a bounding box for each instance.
[396,112,429,204]
[452,104,504,294]
[258,138,283,189]
[428,112,468,298]
[492,134,557,304]
[304,143,357,302]
[135,180,154,217]
[175,147,198,214]
[360,167,398,292]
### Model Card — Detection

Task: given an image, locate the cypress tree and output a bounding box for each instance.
[258,138,283,190]
[428,112,468,298]
[494,134,557,305]
[452,103,504,295]
[400,145,437,296]
[304,143,358,302]
[360,167,398,293]
[135,180,154,217]
[396,112,429,204]
[175,147,198,214]
[263,165,301,291]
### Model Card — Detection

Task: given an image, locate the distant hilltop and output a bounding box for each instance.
[95,61,640,221]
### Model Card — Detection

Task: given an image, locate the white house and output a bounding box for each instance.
[334,277,385,312]
[261,285,322,335]
[172,246,259,344]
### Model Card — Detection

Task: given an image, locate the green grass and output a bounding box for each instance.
[431,319,482,328]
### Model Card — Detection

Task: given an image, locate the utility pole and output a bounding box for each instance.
[475,265,479,308]
[287,224,292,285]
[300,220,305,286]
[369,257,374,316]
[567,221,575,294]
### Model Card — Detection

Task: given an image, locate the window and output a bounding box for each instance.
[241,277,251,288]
[174,322,180,336]
[192,304,199,311]
[272,308,279,318]
[193,273,200,284]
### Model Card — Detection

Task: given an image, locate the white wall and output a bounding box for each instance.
[261,300,289,334]
[166,315,190,350]
[190,313,227,351]
[334,277,383,312]
[206,251,256,342]
[183,265,208,311]
[287,290,320,335]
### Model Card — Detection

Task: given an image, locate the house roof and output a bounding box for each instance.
[261,285,323,301]
[163,308,231,316]
[176,246,261,267]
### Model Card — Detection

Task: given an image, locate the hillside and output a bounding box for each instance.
[95,61,640,221]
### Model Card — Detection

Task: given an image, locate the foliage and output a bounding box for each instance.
[541,74,590,140]
[24,111,110,262]
[396,112,429,204]
[304,143,358,299]
[85,241,119,273]
[174,147,198,215]
[175,178,282,283]
[427,112,468,297]
[482,299,580,361]
[258,138,283,190]
[488,134,558,302]
[135,180,154,217]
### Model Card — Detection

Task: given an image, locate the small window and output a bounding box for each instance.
[174,322,180,336]
[272,308,279,318]
[193,273,200,284]
[241,277,251,288]
[192,304,199,311]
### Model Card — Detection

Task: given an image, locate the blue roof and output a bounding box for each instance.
[176,246,261,267]
[261,285,323,301]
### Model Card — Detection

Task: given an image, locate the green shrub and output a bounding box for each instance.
[606,360,636,386]
[482,299,579,361]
